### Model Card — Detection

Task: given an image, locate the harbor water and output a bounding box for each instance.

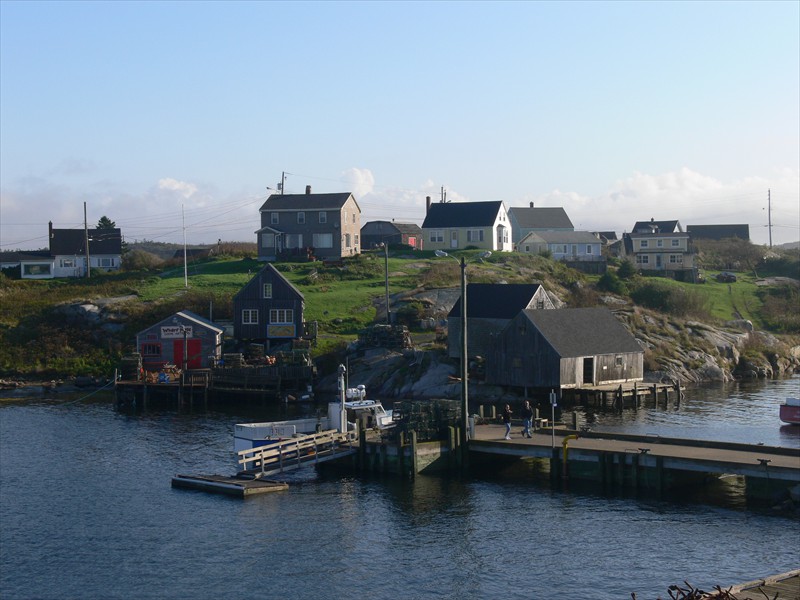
[1,377,798,600]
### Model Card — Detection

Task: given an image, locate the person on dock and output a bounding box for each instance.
[521,400,533,438]
[502,404,512,440]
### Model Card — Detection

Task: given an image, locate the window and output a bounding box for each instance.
[671,239,681,247]
[270,309,294,324]
[636,255,649,264]
[536,300,545,309]
[242,309,259,324]
[430,230,444,243]
[98,258,115,268]
[524,245,530,252]
[640,240,649,248]
[467,229,484,242]
[352,213,356,224]
[354,234,359,246]
[586,245,593,254]
[615,355,623,366]
[669,254,683,264]
[263,284,273,299]
[313,233,333,248]
[657,239,664,248]
[345,233,351,248]
[271,212,279,225]
[319,212,327,224]
[141,343,161,357]
[60,258,76,268]
[297,212,305,225]
[262,233,275,248]
[22,263,51,276]
[285,234,303,249]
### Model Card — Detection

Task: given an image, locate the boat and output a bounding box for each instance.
[779,397,800,425]
[234,367,394,453]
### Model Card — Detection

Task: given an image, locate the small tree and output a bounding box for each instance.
[96,216,116,229]
[617,259,636,280]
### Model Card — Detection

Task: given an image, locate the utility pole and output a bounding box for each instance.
[768,189,773,248]
[182,204,188,288]
[84,201,91,278]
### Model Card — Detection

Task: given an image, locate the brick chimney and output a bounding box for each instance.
[305,185,312,195]
[529,202,534,208]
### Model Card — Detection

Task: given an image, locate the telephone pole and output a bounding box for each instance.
[767,189,773,248]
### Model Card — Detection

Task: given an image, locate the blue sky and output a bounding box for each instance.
[1,0,798,248]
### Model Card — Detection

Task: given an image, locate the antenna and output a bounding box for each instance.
[441,186,447,203]
[768,189,772,248]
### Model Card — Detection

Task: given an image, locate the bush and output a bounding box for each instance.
[617,260,636,280]
[597,271,627,295]
[630,281,709,318]
[122,249,164,272]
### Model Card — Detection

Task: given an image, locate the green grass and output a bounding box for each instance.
[697,271,763,325]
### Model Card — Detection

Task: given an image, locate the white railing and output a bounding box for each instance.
[237,429,358,476]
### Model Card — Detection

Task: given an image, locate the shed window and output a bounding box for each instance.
[142,343,161,357]
[270,309,294,324]
[242,309,259,325]
[263,284,273,299]
[615,355,623,366]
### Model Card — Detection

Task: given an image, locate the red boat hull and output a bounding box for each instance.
[780,403,800,425]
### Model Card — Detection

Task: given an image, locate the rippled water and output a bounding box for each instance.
[1,378,799,600]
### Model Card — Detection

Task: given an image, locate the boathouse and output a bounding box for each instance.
[486,307,643,389]
[447,283,554,359]
[136,311,223,370]
[233,263,312,350]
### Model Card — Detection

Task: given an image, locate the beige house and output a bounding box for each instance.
[623,219,694,273]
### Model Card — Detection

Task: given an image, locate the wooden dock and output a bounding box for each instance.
[727,569,800,599]
[470,424,800,500]
[171,474,288,497]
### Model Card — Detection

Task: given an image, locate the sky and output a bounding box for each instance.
[1,0,798,250]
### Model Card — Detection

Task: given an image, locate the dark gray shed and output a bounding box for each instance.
[136,311,223,370]
[486,307,643,389]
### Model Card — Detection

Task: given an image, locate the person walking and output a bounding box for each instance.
[521,400,533,438]
[502,403,513,440]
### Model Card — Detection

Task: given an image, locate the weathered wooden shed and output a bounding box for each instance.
[136,311,223,370]
[447,283,554,359]
[233,263,306,349]
[486,307,643,389]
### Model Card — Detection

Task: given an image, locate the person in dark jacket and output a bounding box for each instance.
[502,404,512,440]
[521,400,533,438]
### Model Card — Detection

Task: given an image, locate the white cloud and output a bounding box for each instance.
[157,178,198,199]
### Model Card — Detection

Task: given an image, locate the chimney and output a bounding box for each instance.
[426,196,431,213]
[49,221,53,239]
[529,201,534,208]
[305,185,312,195]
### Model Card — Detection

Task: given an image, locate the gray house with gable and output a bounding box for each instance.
[508,203,574,244]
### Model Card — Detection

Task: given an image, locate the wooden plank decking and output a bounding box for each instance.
[171,474,288,497]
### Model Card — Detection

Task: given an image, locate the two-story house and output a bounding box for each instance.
[508,203,574,244]
[622,218,694,275]
[256,186,361,261]
[233,263,311,350]
[421,199,513,253]
[360,221,423,250]
[20,222,123,279]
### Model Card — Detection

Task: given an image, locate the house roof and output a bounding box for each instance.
[141,310,224,336]
[421,201,504,229]
[520,230,600,244]
[258,192,356,212]
[361,221,423,235]
[234,263,304,301]
[50,228,122,255]
[631,219,682,234]
[593,231,618,242]
[520,307,642,357]
[686,224,750,241]
[448,283,544,319]
[509,206,574,229]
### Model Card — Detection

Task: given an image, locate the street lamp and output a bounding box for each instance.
[434,249,492,452]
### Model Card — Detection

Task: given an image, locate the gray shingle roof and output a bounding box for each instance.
[522,307,641,357]
[509,206,574,229]
[522,231,600,244]
[259,192,355,212]
[50,228,122,255]
[449,283,543,319]
[421,201,504,228]
[631,220,681,234]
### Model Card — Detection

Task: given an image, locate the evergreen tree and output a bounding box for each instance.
[96,215,116,229]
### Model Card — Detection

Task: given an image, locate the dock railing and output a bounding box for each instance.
[237,429,358,476]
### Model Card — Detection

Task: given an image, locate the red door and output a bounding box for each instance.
[173,339,202,369]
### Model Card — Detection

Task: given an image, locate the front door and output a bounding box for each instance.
[582,357,594,385]
[450,230,458,248]
[656,254,662,268]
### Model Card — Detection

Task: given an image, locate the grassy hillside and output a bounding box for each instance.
[0,247,797,378]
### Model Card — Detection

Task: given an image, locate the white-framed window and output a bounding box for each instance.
[586,245,593,254]
[657,239,664,248]
[60,258,76,268]
[242,309,258,324]
[669,254,683,264]
[640,240,649,248]
[263,284,273,299]
[313,233,333,248]
[270,309,293,324]
[98,258,115,268]
[271,212,279,225]
[354,234,359,246]
[297,212,305,225]
[636,255,649,264]
[285,234,303,249]
[262,233,275,248]
[430,230,444,243]
[319,212,327,224]
[345,233,351,248]
[141,343,161,357]
[671,239,681,247]
[23,264,51,276]
[467,229,483,243]
[352,213,356,224]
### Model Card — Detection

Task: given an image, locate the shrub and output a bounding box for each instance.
[122,249,164,272]
[617,260,636,280]
[597,271,628,295]
[630,281,709,318]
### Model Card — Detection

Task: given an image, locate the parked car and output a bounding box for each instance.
[716,271,737,283]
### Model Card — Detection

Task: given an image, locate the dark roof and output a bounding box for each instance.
[521,307,642,357]
[522,231,600,244]
[422,201,504,228]
[50,228,122,255]
[142,310,223,336]
[631,220,681,234]
[687,224,750,241]
[234,263,304,301]
[259,192,355,212]
[361,221,422,235]
[449,283,543,319]
[593,231,618,242]
[509,206,574,229]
